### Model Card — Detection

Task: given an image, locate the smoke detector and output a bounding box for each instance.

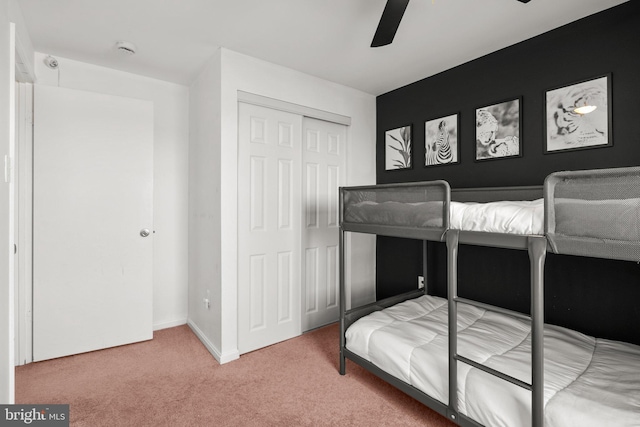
[44,55,59,69]
[115,41,137,56]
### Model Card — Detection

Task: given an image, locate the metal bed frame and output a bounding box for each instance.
[338,166,640,427]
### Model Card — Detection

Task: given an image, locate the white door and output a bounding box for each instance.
[33,85,154,362]
[238,103,303,354]
[302,118,346,331]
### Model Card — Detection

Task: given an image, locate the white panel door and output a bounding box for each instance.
[33,85,153,361]
[238,103,302,354]
[302,118,346,331]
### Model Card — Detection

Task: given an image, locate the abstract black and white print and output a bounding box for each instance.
[385,125,412,170]
[425,114,459,167]
[545,75,611,153]
[475,98,521,161]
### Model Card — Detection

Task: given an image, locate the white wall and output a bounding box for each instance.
[34,53,190,331]
[188,48,376,362]
[188,52,222,356]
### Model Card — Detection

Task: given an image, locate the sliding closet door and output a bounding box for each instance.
[33,85,153,361]
[301,118,346,331]
[238,103,348,352]
[238,103,303,354]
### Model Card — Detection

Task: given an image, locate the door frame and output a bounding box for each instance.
[14,81,33,365]
[16,81,155,364]
[236,91,353,345]
[238,91,351,128]
[12,17,36,367]
[2,22,17,404]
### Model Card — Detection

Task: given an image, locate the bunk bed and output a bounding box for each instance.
[338,167,640,427]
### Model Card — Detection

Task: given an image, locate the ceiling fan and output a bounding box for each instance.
[371,0,532,47]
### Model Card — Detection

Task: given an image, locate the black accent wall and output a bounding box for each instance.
[375,2,640,344]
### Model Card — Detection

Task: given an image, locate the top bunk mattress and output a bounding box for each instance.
[345,196,640,237]
[450,199,543,235]
[343,197,544,235]
[341,167,640,260]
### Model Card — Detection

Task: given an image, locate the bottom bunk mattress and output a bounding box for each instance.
[345,295,640,427]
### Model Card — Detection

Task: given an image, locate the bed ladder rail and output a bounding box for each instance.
[446,230,546,427]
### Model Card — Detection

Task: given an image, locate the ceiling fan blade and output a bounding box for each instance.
[371,0,410,48]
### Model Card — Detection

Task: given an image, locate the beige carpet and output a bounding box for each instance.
[16,323,456,427]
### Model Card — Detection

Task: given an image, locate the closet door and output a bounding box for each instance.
[302,118,346,331]
[238,103,303,354]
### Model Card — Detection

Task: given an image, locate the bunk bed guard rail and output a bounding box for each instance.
[544,166,640,262]
[339,180,451,241]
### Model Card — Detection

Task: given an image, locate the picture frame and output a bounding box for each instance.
[544,74,612,153]
[475,97,522,161]
[384,125,412,171]
[424,113,460,167]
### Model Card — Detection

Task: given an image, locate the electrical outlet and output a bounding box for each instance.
[203,289,210,309]
[418,276,425,289]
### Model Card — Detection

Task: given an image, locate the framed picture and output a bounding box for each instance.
[475,98,521,161]
[384,125,412,171]
[544,74,612,153]
[425,113,460,167]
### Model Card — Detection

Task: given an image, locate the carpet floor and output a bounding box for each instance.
[16,323,456,427]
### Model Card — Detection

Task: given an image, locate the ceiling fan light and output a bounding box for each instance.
[574,105,597,115]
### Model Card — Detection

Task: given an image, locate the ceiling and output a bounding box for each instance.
[17,0,627,96]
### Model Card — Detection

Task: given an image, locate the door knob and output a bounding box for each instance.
[140,229,150,237]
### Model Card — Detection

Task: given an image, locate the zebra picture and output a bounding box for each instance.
[425,114,459,167]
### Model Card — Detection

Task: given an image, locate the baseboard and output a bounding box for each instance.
[187,320,240,364]
[218,348,240,364]
[153,318,188,331]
